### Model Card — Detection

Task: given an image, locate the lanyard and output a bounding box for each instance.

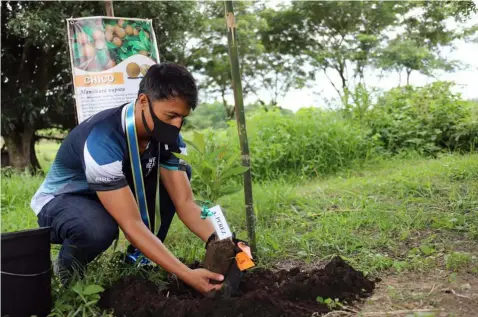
[125,101,161,234]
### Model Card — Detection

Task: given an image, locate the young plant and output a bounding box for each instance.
[174,131,249,203]
[48,281,105,317]
[316,296,344,309]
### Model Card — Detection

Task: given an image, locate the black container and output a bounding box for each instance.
[1,227,52,317]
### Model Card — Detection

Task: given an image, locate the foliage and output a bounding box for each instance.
[222,108,373,181]
[173,131,248,202]
[368,82,478,155]
[182,102,229,131]
[49,281,106,317]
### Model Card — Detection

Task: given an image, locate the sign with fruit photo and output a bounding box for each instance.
[66,16,160,123]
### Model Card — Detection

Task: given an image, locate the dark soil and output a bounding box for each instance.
[202,238,236,284]
[99,256,376,317]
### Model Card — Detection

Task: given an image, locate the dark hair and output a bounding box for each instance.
[138,62,198,110]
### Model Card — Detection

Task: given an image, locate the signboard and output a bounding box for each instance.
[66,16,160,123]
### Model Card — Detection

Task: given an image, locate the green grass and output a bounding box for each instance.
[1,142,477,315]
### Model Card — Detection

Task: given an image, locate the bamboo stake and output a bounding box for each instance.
[224,1,257,254]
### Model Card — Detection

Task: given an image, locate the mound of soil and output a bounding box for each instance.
[99,256,376,317]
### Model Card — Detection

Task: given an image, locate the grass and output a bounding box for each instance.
[1,142,477,315]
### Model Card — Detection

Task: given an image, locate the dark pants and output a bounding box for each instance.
[37,166,191,283]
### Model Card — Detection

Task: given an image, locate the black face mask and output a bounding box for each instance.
[141,97,180,145]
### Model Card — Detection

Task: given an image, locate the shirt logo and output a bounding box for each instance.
[95,176,115,182]
[144,157,157,177]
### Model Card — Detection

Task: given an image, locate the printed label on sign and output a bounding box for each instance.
[208,205,232,240]
[236,252,255,271]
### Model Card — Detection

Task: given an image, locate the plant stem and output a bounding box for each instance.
[224,1,257,254]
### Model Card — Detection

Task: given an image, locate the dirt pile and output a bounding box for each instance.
[99,256,376,317]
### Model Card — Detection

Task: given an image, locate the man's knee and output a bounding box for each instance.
[72,218,118,253]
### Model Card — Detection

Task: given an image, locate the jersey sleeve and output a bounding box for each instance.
[83,123,128,191]
[159,134,188,171]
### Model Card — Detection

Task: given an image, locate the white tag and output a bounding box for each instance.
[208,205,233,240]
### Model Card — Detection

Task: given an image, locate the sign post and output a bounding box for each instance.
[66,16,160,123]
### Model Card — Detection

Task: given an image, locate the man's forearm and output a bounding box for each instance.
[176,201,215,242]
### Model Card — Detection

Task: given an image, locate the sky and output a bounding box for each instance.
[218,4,478,112]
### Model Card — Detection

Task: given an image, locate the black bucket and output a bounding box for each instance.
[1,227,52,317]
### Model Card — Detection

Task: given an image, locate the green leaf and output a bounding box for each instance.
[224,152,241,169]
[324,298,333,304]
[139,30,151,50]
[221,165,249,180]
[142,22,151,32]
[316,296,324,303]
[126,35,140,42]
[71,283,83,295]
[192,131,206,153]
[419,244,435,256]
[131,41,148,51]
[83,285,104,296]
[106,41,117,50]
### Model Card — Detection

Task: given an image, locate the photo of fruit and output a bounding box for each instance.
[69,17,159,72]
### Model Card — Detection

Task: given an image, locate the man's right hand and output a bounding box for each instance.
[182,268,224,294]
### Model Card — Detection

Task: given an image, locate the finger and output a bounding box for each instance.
[204,270,224,282]
[211,283,223,291]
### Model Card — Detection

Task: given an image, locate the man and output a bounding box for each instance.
[30,62,224,294]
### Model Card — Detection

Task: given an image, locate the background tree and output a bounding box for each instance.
[188,1,266,119]
[376,1,477,85]
[1,1,198,171]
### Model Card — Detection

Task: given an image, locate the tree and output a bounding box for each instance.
[376,1,477,85]
[187,1,266,119]
[1,1,101,171]
[263,1,406,101]
[1,1,199,171]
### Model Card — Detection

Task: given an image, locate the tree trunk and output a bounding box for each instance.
[3,128,40,172]
[406,69,412,85]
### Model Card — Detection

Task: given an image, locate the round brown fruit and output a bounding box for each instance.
[118,19,125,27]
[139,50,149,56]
[83,43,96,58]
[77,32,89,44]
[144,31,150,39]
[95,40,106,50]
[93,30,104,41]
[126,62,140,78]
[113,37,122,47]
[114,26,126,39]
[133,28,139,36]
[140,64,151,76]
[106,59,116,69]
[105,24,114,32]
[125,25,134,36]
[105,30,114,42]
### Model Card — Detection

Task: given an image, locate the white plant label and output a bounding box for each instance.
[208,205,233,240]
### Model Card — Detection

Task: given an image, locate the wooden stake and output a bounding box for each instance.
[224,1,257,254]
[104,0,114,17]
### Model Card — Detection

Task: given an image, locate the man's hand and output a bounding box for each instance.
[96,186,221,295]
[182,268,224,294]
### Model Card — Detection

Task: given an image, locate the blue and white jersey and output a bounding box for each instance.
[30,101,187,215]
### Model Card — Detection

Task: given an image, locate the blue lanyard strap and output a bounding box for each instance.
[125,102,160,233]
